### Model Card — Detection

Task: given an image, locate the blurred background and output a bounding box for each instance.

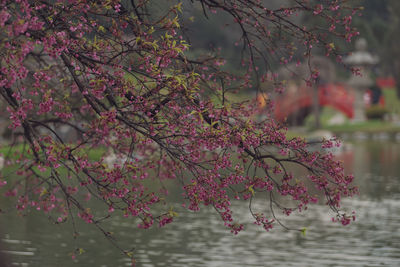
[175,0,400,133]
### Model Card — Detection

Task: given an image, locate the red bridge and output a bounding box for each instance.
[273,84,354,122]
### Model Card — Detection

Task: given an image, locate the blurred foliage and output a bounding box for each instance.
[366,105,388,120]
[182,0,400,96]
[351,1,400,97]
[180,0,336,78]
[383,88,400,115]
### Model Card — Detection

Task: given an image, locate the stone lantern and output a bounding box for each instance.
[344,38,379,122]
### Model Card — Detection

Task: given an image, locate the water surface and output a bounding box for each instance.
[1,141,399,266]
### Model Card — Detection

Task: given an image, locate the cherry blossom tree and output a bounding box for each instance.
[0,0,359,263]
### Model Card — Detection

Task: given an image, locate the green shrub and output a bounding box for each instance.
[366,105,388,120]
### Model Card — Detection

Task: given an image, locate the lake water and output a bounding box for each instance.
[1,141,400,267]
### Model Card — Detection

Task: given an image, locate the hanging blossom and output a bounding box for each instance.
[0,0,360,264]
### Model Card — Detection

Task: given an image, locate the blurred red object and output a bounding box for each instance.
[376,77,395,88]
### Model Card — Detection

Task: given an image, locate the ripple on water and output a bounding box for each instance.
[1,142,400,267]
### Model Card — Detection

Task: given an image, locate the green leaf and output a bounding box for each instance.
[300,227,307,236]
[168,207,178,217]
[40,188,48,197]
[248,185,255,196]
